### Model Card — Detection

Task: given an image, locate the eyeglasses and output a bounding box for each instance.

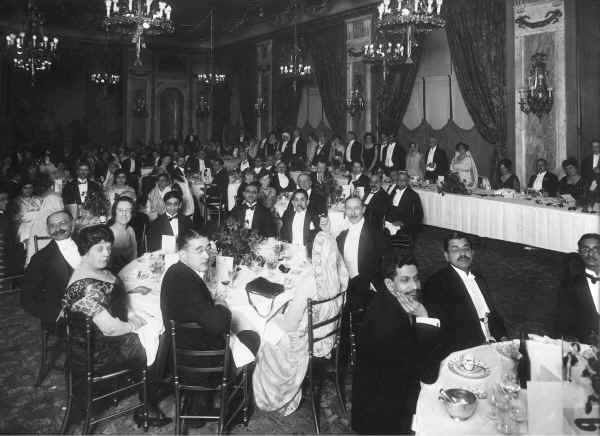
[579,246,600,255]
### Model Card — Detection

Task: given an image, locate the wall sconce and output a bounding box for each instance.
[345,78,367,119]
[196,96,211,118]
[519,52,553,119]
[133,90,148,117]
[254,97,268,118]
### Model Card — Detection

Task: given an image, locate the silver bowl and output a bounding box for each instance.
[439,388,478,421]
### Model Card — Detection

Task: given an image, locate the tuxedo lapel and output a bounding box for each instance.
[162,215,174,236]
[357,226,369,275]
[447,266,483,329]
[337,230,348,254]
[49,240,73,278]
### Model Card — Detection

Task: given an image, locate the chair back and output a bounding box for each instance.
[63,309,95,377]
[307,290,346,359]
[169,320,231,392]
[34,235,53,253]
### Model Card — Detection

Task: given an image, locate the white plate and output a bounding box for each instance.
[448,360,491,379]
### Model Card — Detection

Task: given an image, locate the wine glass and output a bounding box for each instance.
[495,391,515,435]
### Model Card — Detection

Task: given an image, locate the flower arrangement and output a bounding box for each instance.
[74,190,111,232]
[213,217,265,266]
[437,172,470,196]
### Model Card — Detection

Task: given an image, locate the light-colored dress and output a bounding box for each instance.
[26,192,64,265]
[450,151,479,187]
[110,225,138,272]
[406,151,424,179]
[15,196,42,243]
[252,232,349,416]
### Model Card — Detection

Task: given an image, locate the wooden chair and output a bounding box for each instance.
[60,310,149,435]
[204,193,226,226]
[307,290,348,435]
[170,321,249,435]
[32,235,64,387]
[0,274,23,295]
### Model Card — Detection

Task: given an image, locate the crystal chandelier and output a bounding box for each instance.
[372,0,445,64]
[345,81,367,119]
[197,10,226,87]
[279,1,312,91]
[519,52,553,119]
[103,0,174,67]
[4,1,59,84]
[90,72,120,85]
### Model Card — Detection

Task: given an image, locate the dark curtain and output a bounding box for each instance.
[273,39,303,131]
[234,43,257,136]
[379,44,424,136]
[307,23,347,136]
[444,0,506,145]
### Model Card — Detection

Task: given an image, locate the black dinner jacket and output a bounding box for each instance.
[20,240,74,324]
[350,174,370,192]
[582,154,598,184]
[160,261,231,347]
[345,141,363,163]
[280,208,320,246]
[290,137,307,159]
[122,158,142,177]
[228,202,276,238]
[527,171,559,197]
[185,157,208,174]
[211,168,229,198]
[62,178,101,205]
[307,190,327,216]
[385,186,424,237]
[379,142,406,170]
[424,147,450,178]
[272,173,297,195]
[148,213,193,252]
[363,189,390,230]
[422,265,507,359]
[556,271,599,343]
[312,142,332,165]
[352,286,441,434]
[336,222,391,285]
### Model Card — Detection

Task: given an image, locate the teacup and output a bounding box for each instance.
[461,353,475,372]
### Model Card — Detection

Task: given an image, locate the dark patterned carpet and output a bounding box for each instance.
[0,226,565,434]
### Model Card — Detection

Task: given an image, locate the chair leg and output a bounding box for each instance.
[142,369,149,433]
[308,360,321,435]
[334,349,347,417]
[35,327,49,387]
[82,378,93,435]
[243,368,249,427]
[174,390,181,436]
[59,369,73,434]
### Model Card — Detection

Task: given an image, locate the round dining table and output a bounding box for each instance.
[414,338,596,435]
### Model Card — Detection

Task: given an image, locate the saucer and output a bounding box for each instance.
[448,359,491,379]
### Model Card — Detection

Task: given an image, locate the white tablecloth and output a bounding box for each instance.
[414,340,594,435]
[415,188,600,253]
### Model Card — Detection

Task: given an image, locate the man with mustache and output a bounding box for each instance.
[21,211,81,325]
[555,234,600,343]
[422,232,506,358]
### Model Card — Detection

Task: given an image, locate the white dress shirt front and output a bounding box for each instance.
[292,137,300,154]
[281,140,289,153]
[451,265,493,341]
[364,191,375,205]
[244,203,256,229]
[392,187,407,207]
[277,173,290,189]
[426,146,437,166]
[166,214,179,237]
[343,218,364,279]
[56,238,81,270]
[129,159,136,173]
[240,160,250,172]
[585,268,600,314]
[385,142,396,167]
[292,210,306,246]
[77,179,88,203]
[532,171,546,191]
[594,154,600,170]
[346,140,355,162]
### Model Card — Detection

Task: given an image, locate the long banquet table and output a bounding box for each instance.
[415,188,600,253]
[414,339,595,435]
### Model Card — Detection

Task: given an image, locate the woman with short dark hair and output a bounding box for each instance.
[450,142,479,187]
[108,196,138,272]
[497,158,521,191]
[559,157,587,203]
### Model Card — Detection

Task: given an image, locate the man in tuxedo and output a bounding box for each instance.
[264,155,276,176]
[148,191,193,252]
[337,196,391,310]
[383,169,399,196]
[555,234,600,343]
[279,132,292,165]
[385,171,424,248]
[581,139,600,184]
[122,149,142,191]
[349,161,370,194]
[380,135,406,170]
[185,148,209,175]
[297,173,327,216]
[228,182,276,237]
[161,229,260,417]
[422,232,506,358]
[289,128,307,170]
[280,189,320,246]
[424,137,449,181]
[21,211,81,325]
[527,158,559,197]
[310,158,333,200]
[209,158,229,204]
[252,156,269,180]
[363,173,390,230]
[311,134,331,166]
[62,162,101,218]
[237,148,253,173]
[352,255,441,435]
[345,131,362,165]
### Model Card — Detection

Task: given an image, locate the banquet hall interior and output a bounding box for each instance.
[1,0,600,434]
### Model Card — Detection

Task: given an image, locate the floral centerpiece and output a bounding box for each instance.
[437,172,470,196]
[74,190,111,232]
[213,217,265,267]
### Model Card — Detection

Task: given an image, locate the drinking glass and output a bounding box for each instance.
[509,389,527,423]
[495,391,515,435]
[487,384,500,420]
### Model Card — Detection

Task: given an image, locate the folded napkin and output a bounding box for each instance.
[246,277,284,299]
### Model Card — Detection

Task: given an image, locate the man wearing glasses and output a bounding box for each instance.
[422,232,506,358]
[556,234,600,343]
